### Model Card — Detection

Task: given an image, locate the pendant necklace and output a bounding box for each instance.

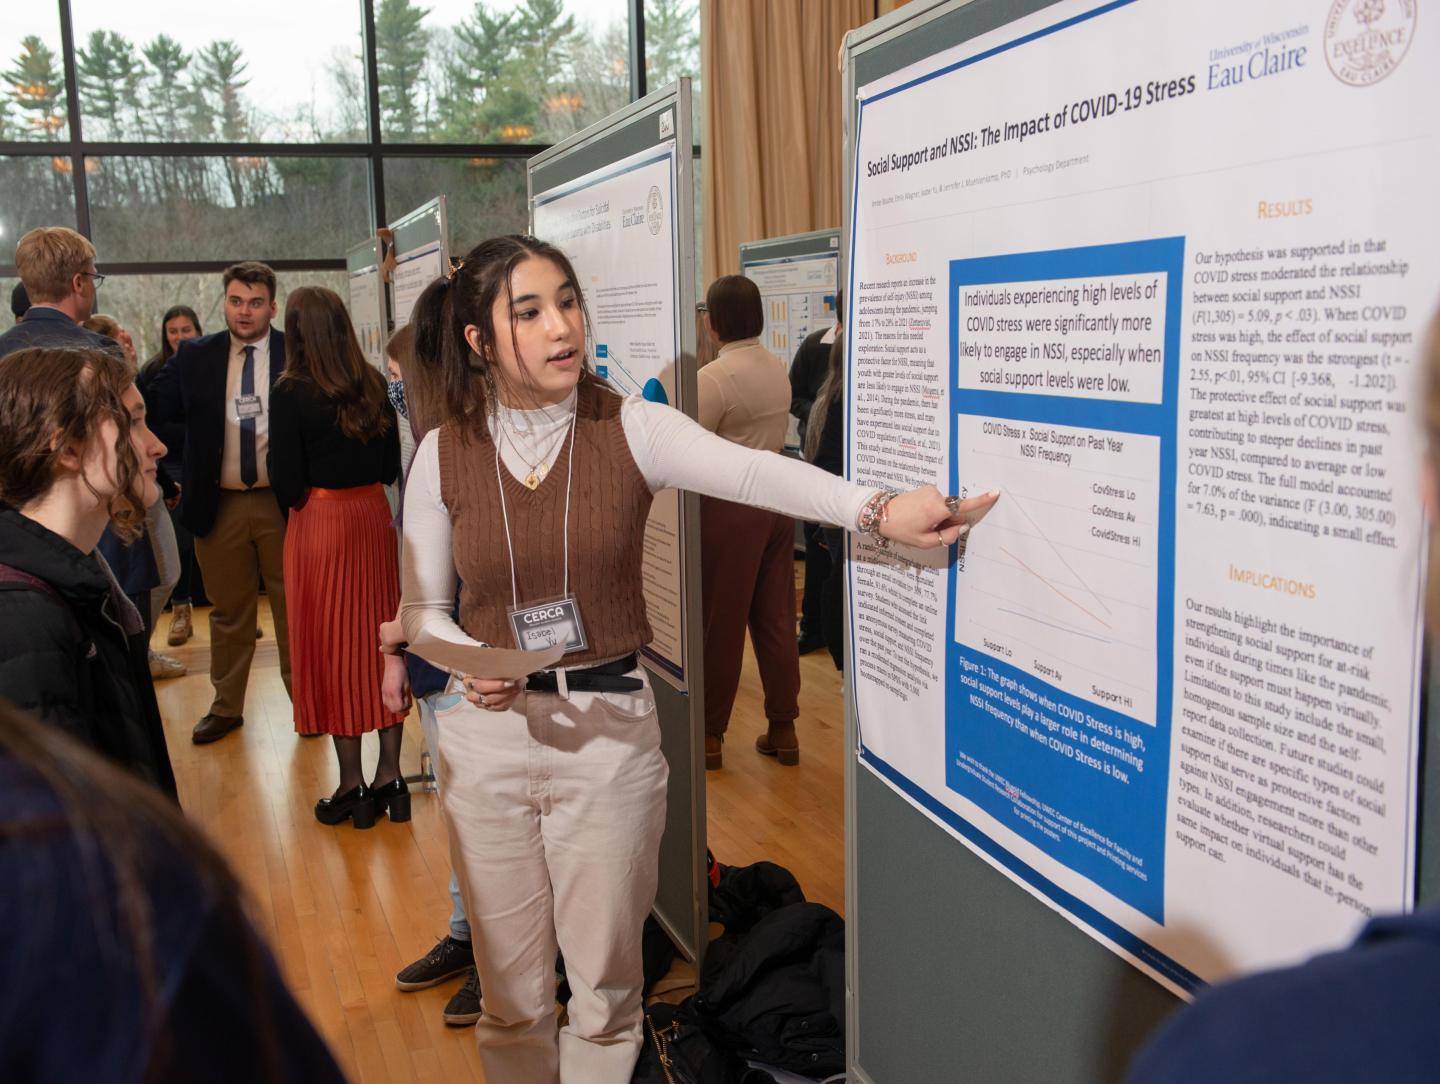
[499,407,572,490]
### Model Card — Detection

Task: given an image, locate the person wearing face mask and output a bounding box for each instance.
[266,287,403,828]
[138,305,207,646]
[0,346,177,797]
[85,312,187,682]
[397,234,999,1082]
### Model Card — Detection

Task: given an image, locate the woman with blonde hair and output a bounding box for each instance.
[268,287,403,828]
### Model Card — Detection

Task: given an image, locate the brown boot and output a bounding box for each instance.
[755,721,799,766]
[705,734,723,770]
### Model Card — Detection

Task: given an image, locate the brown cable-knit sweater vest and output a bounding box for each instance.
[438,377,654,665]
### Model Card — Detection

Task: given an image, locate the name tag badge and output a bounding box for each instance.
[235,394,263,419]
[507,595,588,655]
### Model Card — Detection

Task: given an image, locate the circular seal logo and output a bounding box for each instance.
[1325,0,1416,86]
[646,185,663,236]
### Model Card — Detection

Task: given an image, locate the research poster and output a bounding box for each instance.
[847,0,1435,993]
[347,263,386,371]
[743,250,840,361]
[392,239,445,327]
[533,142,688,687]
[742,247,840,450]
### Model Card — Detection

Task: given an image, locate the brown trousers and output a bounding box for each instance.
[700,495,800,737]
[193,489,291,717]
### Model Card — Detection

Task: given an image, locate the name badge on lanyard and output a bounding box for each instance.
[235,394,263,419]
[507,594,588,655]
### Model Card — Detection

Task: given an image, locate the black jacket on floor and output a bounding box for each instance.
[696,902,846,1079]
[0,506,177,798]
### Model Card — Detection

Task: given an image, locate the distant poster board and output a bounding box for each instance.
[390,197,449,328]
[346,236,387,371]
[533,142,688,687]
[741,230,841,452]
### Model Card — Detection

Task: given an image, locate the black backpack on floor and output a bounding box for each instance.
[632,1001,776,1084]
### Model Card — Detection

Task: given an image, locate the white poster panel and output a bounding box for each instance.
[348,264,386,371]
[392,240,445,328]
[848,0,1435,994]
[533,143,687,687]
[743,253,840,361]
[743,251,840,450]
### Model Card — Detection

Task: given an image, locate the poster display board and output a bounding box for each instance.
[741,230,841,452]
[533,142,688,687]
[847,0,1435,995]
[346,236,388,371]
[528,83,704,966]
[390,196,449,328]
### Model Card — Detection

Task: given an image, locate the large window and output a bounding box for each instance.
[645,0,699,136]
[0,155,77,242]
[378,0,632,145]
[68,0,366,142]
[97,270,350,363]
[1,1,700,300]
[1,269,348,368]
[384,156,529,251]
[1,10,69,141]
[87,155,371,262]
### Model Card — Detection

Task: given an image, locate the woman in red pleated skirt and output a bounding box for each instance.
[268,286,405,829]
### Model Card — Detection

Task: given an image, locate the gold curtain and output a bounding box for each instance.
[700,0,875,285]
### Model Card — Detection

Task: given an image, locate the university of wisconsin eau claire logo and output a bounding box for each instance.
[646,185,663,236]
[1324,0,1416,85]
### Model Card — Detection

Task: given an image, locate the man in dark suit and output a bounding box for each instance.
[149,261,291,744]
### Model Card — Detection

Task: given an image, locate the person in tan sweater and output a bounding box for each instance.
[696,274,802,769]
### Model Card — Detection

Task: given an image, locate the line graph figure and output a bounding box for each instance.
[1005,491,1112,618]
[954,414,1162,726]
[997,542,1112,630]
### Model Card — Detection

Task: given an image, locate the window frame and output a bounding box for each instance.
[0,0,699,278]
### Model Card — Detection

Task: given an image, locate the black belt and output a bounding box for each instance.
[526,653,642,693]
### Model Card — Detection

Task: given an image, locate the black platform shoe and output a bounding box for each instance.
[370,777,412,823]
[315,784,376,829]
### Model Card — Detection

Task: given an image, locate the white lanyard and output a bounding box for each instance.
[494,405,579,608]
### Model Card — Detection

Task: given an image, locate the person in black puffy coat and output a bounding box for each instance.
[0,346,176,798]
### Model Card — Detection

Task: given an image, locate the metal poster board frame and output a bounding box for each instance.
[389,195,450,328]
[346,234,389,372]
[528,79,706,964]
[839,2,1440,1082]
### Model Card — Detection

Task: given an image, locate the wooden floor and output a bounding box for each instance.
[154,573,845,1083]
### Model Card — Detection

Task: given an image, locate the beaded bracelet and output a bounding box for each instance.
[857,488,900,549]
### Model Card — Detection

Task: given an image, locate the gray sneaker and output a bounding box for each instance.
[443,967,482,1026]
[396,936,473,990]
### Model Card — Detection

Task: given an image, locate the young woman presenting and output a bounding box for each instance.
[399,234,997,1082]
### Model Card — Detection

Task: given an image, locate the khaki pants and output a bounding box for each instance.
[434,666,668,1084]
[193,489,291,717]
